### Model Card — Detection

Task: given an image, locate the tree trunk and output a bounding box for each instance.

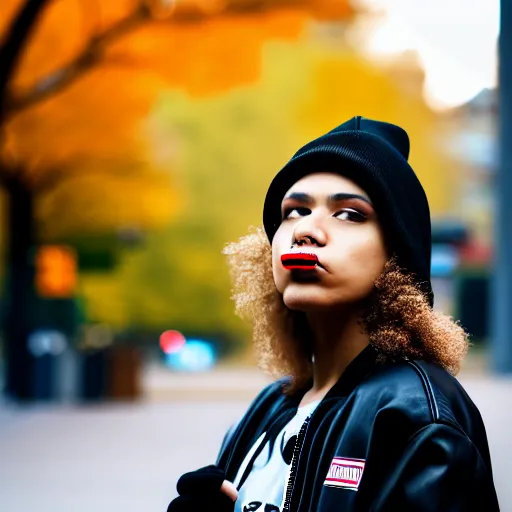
[3,175,36,399]
[0,0,53,401]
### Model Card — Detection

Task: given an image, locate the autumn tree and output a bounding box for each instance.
[0,0,355,399]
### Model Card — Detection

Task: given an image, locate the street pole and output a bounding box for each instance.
[492,0,512,373]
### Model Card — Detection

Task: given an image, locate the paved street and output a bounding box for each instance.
[0,399,247,512]
[0,366,511,512]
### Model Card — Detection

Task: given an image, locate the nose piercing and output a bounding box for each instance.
[291,236,310,249]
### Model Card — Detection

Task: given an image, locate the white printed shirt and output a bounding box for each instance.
[233,400,320,512]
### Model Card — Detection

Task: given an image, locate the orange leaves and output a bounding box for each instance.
[6,65,163,172]
[110,9,307,97]
[3,0,356,102]
[3,1,321,186]
[173,0,228,17]
[302,0,356,21]
[1,0,357,242]
[168,0,356,21]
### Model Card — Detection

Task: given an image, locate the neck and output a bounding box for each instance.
[301,307,369,404]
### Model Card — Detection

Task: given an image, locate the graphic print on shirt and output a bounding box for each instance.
[242,502,280,512]
[237,430,296,512]
[233,401,320,512]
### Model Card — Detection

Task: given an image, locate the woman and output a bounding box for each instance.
[168,116,499,511]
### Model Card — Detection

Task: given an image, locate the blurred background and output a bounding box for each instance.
[0,0,511,510]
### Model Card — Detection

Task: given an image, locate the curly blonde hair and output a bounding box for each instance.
[223,226,469,394]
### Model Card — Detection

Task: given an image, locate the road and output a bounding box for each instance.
[0,366,510,512]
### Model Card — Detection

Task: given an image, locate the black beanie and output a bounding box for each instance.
[263,116,433,306]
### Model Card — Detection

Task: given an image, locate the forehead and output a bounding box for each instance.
[284,172,369,200]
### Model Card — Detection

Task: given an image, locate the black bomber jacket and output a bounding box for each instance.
[216,346,500,511]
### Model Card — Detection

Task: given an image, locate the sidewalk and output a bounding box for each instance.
[142,347,495,402]
[143,364,271,401]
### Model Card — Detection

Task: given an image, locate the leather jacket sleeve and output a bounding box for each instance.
[216,421,238,466]
[368,423,499,511]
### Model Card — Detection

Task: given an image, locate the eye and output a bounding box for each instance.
[334,208,366,223]
[283,207,310,220]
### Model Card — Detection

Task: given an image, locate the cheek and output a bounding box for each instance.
[350,232,387,277]
[332,229,388,290]
[271,233,287,293]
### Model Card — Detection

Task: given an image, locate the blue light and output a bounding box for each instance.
[165,339,216,371]
[431,244,459,278]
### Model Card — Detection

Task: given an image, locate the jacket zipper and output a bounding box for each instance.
[282,415,311,512]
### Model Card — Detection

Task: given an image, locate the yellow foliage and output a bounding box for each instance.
[38,168,176,239]
[79,274,129,328]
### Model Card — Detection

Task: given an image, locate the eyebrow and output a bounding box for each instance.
[282,192,373,206]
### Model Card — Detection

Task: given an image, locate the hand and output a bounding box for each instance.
[220,480,238,501]
[167,465,238,512]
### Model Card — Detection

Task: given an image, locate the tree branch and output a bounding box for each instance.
[4,3,151,116]
[0,0,52,107]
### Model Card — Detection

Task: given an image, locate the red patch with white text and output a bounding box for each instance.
[323,457,365,491]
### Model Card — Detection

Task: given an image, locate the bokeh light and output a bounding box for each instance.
[159,330,186,354]
[164,339,216,372]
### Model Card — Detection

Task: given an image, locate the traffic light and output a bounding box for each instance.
[35,245,77,298]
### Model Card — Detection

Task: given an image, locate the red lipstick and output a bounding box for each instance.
[281,253,319,270]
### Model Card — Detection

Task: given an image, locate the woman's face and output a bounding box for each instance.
[272,172,388,311]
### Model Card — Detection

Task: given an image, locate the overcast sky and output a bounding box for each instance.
[358,0,500,109]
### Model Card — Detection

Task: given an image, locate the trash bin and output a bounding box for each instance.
[107,346,142,400]
[80,348,108,401]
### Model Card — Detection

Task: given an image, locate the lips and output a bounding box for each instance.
[281,252,320,270]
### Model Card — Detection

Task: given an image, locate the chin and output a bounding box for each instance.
[282,286,339,312]
[281,282,372,312]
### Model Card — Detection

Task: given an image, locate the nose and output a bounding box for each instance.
[292,213,326,248]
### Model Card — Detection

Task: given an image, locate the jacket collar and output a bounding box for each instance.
[327,344,379,398]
